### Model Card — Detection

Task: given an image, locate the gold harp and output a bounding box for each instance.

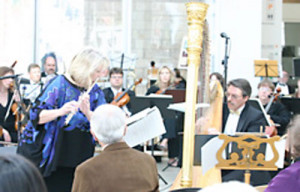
[180,2,209,187]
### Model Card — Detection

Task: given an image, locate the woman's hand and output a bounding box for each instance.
[59,100,79,116]
[79,93,92,120]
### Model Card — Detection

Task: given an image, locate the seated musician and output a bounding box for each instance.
[20,64,43,104]
[0,66,20,143]
[257,79,291,136]
[103,67,135,116]
[220,78,270,186]
[72,104,159,192]
[146,66,179,166]
[274,70,295,96]
[222,78,266,134]
[40,52,58,84]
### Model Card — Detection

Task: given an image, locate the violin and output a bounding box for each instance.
[155,84,174,95]
[111,78,142,107]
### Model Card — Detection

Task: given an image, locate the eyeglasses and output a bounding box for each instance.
[259,87,272,92]
[225,92,243,100]
[110,76,123,79]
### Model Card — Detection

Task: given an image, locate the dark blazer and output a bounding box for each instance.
[103,87,135,113]
[222,102,267,133]
[72,142,159,192]
[266,101,291,136]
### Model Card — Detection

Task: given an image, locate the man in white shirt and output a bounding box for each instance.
[103,67,135,116]
[222,79,270,186]
[20,64,43,103]
[222,78,266,134]
[274,70,295,96]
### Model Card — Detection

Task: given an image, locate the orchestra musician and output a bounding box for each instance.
[20,63,43,104]
[257,79,291,136]
[103,67,135,116]
[0,66,20,143]
[146,66,179,166]
[40,52,58,85]
[274,70,295,96]
[17,49,108,192]
[221,78,270,186]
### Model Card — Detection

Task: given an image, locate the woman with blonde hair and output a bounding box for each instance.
[17,48,108,192]
[146,65,179,166]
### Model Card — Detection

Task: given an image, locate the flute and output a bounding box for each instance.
[64,79,99,125]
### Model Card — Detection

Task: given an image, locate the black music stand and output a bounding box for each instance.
[281,97,300,115]
[254,60,279,77]
[131,95,175,185]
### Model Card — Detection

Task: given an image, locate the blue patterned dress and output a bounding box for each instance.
[17,75,106,177]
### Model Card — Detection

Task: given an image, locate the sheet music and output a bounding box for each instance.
[201,137,225,175]
[124,106,166,147]
[167,102,210,113]
[249,98,272,126]
[265,138,286,169]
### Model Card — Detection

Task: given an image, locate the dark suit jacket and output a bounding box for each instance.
[103,87,135,113]
[222,102,267,133]
[72,142,159,192]
[266,101,291,136]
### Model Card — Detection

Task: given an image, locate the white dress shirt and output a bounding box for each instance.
[224,104,245,135]
[275,83,289,95]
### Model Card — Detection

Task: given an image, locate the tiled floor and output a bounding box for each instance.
[157,157,181,192]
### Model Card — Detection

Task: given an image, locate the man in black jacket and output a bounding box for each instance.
[103,67,135,116]
[222,78,266,134]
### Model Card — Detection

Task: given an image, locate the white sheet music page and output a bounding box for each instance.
[124,106,166,147]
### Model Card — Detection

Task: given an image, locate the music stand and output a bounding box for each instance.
[131,95,176,185]
[254,60,279,77]
[281,97,300,115]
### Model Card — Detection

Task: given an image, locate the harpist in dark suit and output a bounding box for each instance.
[222,78,270,186]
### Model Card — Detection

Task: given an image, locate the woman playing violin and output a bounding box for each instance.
[17,49,108,192]
[0,66,19,143]
[103,67,136,116]
[146,66,179,166]
[257,79,291,136]
[146,66,175,95]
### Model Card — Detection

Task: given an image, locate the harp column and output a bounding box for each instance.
[180,2,209,187]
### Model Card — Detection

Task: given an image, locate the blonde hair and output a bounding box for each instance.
[68,49,110,89]
[154,66,174,88]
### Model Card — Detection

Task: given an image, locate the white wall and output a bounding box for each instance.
[213,0,262,96]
